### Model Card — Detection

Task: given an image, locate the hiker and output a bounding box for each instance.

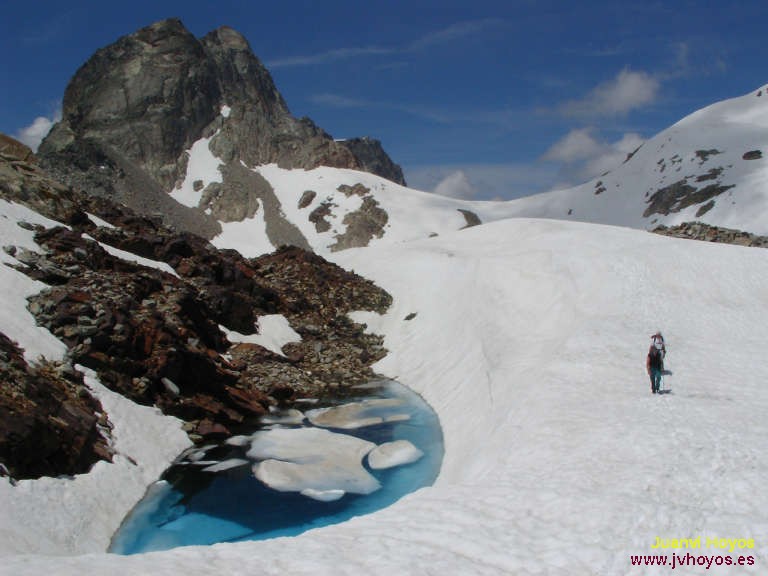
[646,332,666,394]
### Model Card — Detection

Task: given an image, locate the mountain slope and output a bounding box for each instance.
[479,84,768,235]
[172,84,768,259]
[0,135,394,486]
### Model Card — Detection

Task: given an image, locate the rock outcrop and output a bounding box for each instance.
[1,133,392,479]
[38,19,405,240]
[0,333,112,481]
[329,184,389,251]
[337,137,407,187]
[653,221,768,248]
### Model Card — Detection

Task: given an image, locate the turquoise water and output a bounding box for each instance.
[109,380,443,554]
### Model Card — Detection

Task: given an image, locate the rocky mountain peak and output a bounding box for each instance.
[43,19,219,188]
[205,25,252,52]
[201,25,287,111]
[38,18,405,240]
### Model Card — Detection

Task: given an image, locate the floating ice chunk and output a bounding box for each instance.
[261,408,304,425]
[306,398,410,429]
[248,428,380,496]
[381,414,411,424]
[225,435,253,447]
[181,445,216,462]
[300,488,346,502]
[367,440,424,470]
[201,459,250,473]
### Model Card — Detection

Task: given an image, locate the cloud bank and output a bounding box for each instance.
[544,128,645,185]
[432,171,477,199]
[558,68,659,118]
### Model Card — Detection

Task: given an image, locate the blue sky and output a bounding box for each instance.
[2,0,766,199]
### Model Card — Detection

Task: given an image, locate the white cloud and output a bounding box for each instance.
[543,129,645,185]
[542,128,603,163]
[432,171,477,199]
[583,132,644,177]
[559,68,659,118]
[15,111,61,152]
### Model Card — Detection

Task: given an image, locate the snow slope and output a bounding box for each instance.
[3,217,768,575]
[0,202,191,556]
[489,84,768,234]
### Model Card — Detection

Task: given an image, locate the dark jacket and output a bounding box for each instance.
[647,345,664,372]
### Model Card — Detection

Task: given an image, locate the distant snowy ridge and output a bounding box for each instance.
[470,83,768,234]
[172,84,768,259]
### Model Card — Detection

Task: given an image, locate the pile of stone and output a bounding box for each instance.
[652,221,768,248]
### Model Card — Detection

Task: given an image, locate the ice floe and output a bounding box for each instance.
[247,427,380,498]
[260,408,305,425]
[306,398,410,429]
[299,488,346,502]
[201,459,250,473]
[224,435,253,447]
[367,440,423,470]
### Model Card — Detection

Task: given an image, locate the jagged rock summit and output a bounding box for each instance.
[39,18,405,239]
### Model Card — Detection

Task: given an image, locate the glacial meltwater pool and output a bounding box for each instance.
[109,379,443,554]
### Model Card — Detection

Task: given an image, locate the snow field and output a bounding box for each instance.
[2,217,768,574]
[0,367,190,556]
[0,200,68,362]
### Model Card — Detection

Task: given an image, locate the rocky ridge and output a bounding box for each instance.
[38,19,405,240]
[652,221,768,248]
[1,135,392,481]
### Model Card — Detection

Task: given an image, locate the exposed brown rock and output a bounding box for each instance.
[653,222,768,248]
[331,196,389,252]
[0,133,36,163]
[0,332,112,480]
[1,140,394,479]
[298,190,317,209]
